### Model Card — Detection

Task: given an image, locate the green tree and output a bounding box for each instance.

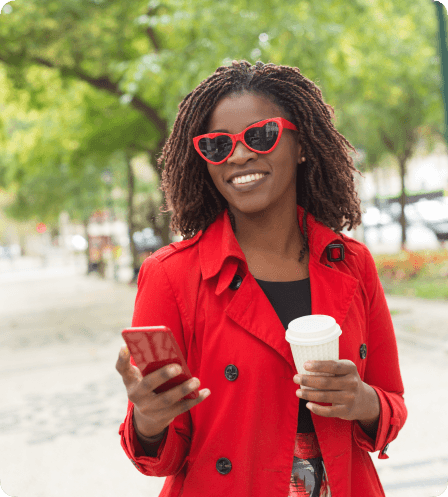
[0,0,443,255]
[317,0,443,248]
[0,64,163,273]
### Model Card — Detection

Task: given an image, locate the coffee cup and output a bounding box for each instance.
[285,315,342,390]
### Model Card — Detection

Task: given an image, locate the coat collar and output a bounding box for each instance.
[199,205,357,294]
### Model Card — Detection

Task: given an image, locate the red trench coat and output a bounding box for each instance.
[119,205,407,497]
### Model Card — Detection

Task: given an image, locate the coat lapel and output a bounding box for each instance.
[200,206,359,373]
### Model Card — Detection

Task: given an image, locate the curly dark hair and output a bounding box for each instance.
[157,60,363,263]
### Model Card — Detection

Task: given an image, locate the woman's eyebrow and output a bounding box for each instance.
[209,120,262,133]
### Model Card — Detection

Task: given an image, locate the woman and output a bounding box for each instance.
[116,60,407,497]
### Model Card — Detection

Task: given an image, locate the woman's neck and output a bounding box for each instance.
[230,207,305,262]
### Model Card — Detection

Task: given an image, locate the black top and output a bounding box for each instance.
[254,277,314,433]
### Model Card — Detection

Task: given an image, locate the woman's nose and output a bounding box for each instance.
[227,140,258,164]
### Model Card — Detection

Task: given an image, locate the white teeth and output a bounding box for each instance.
[232,173,266,185]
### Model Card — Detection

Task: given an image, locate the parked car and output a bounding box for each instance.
[362,206,393,228]
[385,202,422,225]
[363,221,439,250]
[375,199,448,243]
[132,228,163,253]
[409,199,448,242]
[0,244,21,259]
[130,228,164,281]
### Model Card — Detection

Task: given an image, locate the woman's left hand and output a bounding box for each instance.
[293,359,380,426]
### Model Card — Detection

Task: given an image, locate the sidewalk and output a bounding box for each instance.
[0,261,447,497]
[385,295,448,348]
[0,251,133,285]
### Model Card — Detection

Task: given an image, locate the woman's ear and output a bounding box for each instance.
[297,142,305,164]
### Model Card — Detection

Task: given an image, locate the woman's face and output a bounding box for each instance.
[205,92,303,218]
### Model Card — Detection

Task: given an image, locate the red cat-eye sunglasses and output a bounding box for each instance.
[193,117,298,165]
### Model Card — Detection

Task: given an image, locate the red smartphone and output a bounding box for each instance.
[121,326,198,401]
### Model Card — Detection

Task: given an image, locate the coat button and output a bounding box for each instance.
[382,443,390,455]
[359,343,367,359]
[216,457,232,474]
[225,364,238,381]
[229,274,243,290]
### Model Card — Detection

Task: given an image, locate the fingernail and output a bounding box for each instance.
[121,345,129,356]
[203,389,211,398]
[303,361,312,369]
[170,365,181,374]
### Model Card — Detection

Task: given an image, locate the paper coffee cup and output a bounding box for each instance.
[285,315,342,388]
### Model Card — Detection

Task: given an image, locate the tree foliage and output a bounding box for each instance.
[0,0,443,249]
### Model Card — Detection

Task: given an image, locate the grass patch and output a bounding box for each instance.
[380,277,448,300]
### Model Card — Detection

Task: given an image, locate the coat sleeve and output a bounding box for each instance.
[118,255,192,476]
[352,245,408,460]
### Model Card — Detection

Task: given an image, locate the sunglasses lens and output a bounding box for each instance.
[245,121,279,151]
[198,136,233,162]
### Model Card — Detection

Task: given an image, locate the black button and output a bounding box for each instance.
[360,343,367,359]
[216,457,232,474]
[225,364,238,381]
[229,274,243,290]
[326,243,345,262]
[382,443,390,455]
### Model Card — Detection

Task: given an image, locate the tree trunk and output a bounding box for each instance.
[160,213,172,245]
[373,166,383,244]
[145,195,173,246]
[373,166,380,208]
[18,232,27,257]
[398,156,407,251]
[83,217,91,275]
[381,126,417,252]
[127,152,140,281]
[146,130,172,247]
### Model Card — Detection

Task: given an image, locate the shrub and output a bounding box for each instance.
[373,249,448,282]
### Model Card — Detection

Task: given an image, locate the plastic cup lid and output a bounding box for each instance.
[285,314,342,346]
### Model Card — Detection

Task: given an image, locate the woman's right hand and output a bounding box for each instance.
[116,345,211,438]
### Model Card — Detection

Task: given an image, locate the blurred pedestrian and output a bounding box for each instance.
[116,60,407,497]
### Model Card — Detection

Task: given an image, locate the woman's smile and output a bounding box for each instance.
[227,172,270,192]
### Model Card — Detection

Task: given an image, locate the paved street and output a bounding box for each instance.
[0,258,447,497]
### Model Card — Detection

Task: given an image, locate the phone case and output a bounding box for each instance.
[121,326,198,401]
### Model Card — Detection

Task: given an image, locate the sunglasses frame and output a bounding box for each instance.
[193,117,298,165]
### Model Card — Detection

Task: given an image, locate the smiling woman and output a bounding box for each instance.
[116,60,407,497]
